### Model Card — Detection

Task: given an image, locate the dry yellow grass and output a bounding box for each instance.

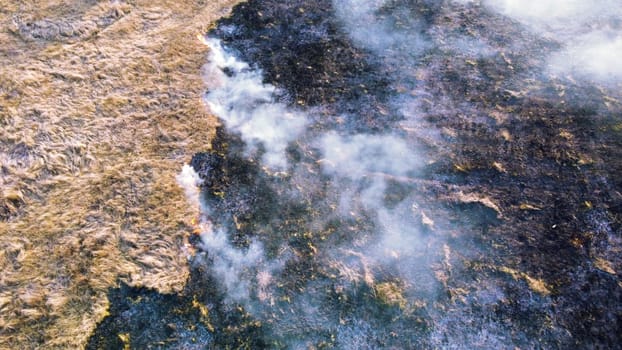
[0,1,242,348]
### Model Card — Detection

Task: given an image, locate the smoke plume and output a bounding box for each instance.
[481,0,622,83]
[203,38,308,169]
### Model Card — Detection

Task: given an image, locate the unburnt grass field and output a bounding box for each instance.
[0,1,242,348]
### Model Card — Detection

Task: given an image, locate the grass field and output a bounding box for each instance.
[0,1,241,347]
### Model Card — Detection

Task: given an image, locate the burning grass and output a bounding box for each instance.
[0,0,243,348]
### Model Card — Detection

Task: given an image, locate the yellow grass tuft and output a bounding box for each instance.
[498,266,551,296]
[375,282,407,308]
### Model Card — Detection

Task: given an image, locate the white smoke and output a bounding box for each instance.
[549,32,622,82]
[345,0,622,85]
[482,0,620,34]
[333,0,429,54]
[479,0,622,83]
[176,164,204,211]
[196,37,436,332]
[326,3,565,348]
[317,130,430,287]
[198,227,265,303]
[177,164,280,306]
[334,0,403,51]
[318,131,421,180]
[203,38,308,169]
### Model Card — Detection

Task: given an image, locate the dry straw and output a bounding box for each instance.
[0,1,243,348]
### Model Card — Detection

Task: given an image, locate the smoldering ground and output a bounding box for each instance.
[188,39,435,347]
[89,1,622,348]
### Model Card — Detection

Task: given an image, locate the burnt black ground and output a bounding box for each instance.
[88,1,622,349]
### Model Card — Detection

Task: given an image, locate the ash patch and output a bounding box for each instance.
[205,1,622,348]
[86,283,215,350]
[86,272,268,349]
